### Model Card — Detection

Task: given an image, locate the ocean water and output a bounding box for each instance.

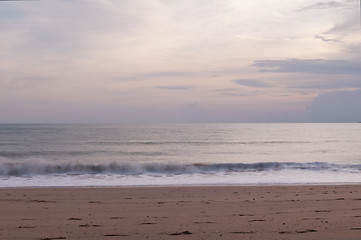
[0,123,360,187]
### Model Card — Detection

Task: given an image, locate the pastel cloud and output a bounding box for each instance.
[0,0,361,123]
[299,1,347,11]
[232,79,273,88]
[253,59,361,75]
[307,90,361,122]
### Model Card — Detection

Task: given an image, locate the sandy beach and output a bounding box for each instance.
[0,185,360,240]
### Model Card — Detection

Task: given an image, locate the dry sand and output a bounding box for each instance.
[0,185,361,240]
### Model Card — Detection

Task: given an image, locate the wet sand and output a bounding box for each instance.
[0,185,361,240]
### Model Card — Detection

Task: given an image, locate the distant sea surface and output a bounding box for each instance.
[0,123,360,187]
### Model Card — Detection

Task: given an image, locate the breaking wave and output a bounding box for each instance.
[0,159,360,177]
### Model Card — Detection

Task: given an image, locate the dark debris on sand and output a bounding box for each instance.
[169,231,192,235]
[104,234,129,237]
[230,231,254,234]
[296,229,318,233]
[40,237,66,240]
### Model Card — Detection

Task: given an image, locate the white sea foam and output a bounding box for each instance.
[0,158,360,177]
[1,170,360,187]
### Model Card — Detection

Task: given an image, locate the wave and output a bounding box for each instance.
[0,159,360,177]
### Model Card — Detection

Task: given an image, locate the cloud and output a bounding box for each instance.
[220,92,262,97]
[253,59,361,75]
[314,34,340,42]
[155,85,193,90]
[213,88,260,97]
[232,79,272,88]
[307,90,361,122]
[299,1,346,11]
[2,0,361,123]
[289,78,361,89]
[301,0,359,44]
[116,71,196,81]
[325,16,359,35]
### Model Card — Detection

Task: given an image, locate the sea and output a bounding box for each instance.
[0,123,360,187]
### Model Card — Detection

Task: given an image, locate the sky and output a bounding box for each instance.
[1,0,361,123]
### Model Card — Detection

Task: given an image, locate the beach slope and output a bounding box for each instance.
[1,185,361,240]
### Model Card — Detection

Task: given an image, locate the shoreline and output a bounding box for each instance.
[0,182,361,190]
[1,184,361,239]
[1,182,361,189]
